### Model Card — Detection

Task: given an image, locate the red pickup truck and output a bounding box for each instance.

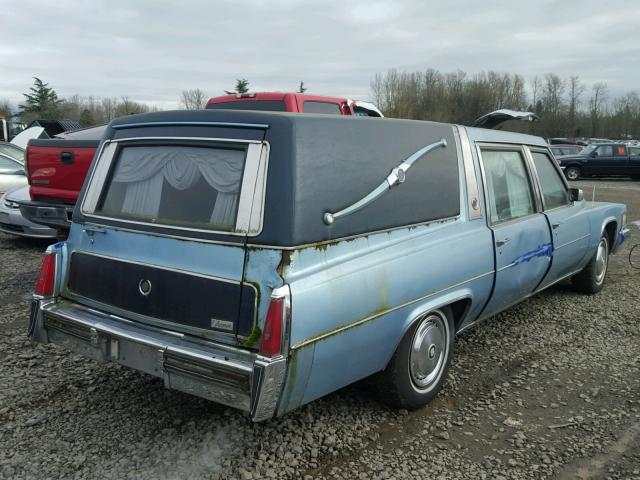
[19,125,105,229]
[206,92,383,117]
[19,94,382,231]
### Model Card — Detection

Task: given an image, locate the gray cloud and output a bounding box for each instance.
[1,0,638,108]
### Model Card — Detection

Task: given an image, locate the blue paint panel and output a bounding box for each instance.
[67,224,246,282]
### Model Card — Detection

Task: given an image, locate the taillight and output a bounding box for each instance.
[259,287,290,357]
[24,145,30,184]
[34,253,56,297]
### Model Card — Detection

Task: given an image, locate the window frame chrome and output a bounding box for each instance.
[523,146,572,212]
[455,126,483,220]
[80,136,269,237]
[475,142,543,227]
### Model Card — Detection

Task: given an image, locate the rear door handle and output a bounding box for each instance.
[60,151,75,164]
[496,237,510,247]
[552,222,561,229]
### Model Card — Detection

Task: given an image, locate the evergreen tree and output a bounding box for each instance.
[225,79,250,94]
[79,108,95,127]
[19,77,61,119]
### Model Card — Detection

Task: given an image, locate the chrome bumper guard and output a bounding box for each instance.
[29,299,286,422]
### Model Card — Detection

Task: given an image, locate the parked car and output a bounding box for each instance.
[0,186,57,238]
[206,92,384,117]
[0,142,27,194]
[18,125,106,230]
[559,143,640,180]
[550,144,583,157]
[28,110,629,421]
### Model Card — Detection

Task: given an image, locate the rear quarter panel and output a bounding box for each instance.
[276,219,494,412]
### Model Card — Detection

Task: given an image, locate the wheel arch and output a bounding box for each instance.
[383,290,473,369]
[603,219,617,253]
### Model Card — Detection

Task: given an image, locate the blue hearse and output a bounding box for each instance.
[29,110,629,421]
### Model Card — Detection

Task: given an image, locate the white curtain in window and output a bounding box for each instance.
[112,146,244,225]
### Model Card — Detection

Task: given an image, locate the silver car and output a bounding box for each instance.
[0,186,57,238]
[0,142,27,194]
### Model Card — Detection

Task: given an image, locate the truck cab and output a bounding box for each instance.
[560,143,640,180]
[206,92,383,117]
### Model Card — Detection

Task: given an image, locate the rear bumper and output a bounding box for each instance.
[29,298,286,422]
[0,206,57,238]
[17,200,73,229]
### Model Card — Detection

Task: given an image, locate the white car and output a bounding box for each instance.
[0,186,57,238]
[0,142,27,194]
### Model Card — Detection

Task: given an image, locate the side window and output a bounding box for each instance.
[596,145,613,157]
[615,145,627,156]
[531,151,570,209]
[630,146,640,156]
[481,149,536,224]
[303,101,342,115]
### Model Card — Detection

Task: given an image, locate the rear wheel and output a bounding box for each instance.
[373,307,454,410]
[572,235,609,294]
[565,166,581,181]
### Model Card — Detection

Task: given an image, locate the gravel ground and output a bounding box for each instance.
[1,181,639,480]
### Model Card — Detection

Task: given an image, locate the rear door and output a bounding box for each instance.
[478,145,552,317]
[527,148,590,288]
[71,126,269,342]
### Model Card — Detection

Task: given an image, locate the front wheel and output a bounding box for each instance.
[572,235,609,294]
[565,166,581,181]
[373,307,454,410]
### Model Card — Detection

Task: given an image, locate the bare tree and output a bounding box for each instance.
[0,99,12,118]
[567,76,584,136]
[590,82,608,136]
[180,88,207,110]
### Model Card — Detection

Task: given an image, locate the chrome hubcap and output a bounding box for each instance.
[567,169,579,180]
[595,239,608,284]
[409,312,449,391]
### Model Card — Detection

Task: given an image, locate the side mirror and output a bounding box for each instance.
[591,151,598,157]
[570,188,584,202]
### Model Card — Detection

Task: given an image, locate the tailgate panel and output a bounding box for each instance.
[66,252,256,335]
[27,141,99,202]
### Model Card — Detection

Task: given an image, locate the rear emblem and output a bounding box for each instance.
[138,279,152,296]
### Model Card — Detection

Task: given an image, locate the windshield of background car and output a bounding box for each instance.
[581,145,597,156]
[0,143,25,162]
[95,144,247,232]
[206,100,287,111]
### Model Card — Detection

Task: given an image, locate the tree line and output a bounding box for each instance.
[0,77,309,127]
[371,69,640,139]
[3,74,639,139]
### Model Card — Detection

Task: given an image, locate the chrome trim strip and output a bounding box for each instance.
[554,233,591,250]
[323,138,447,225]
[236,143,263,232]
[475,143,542,226]
[249,215,461,251]
[248,143,270,235]
[80,137,269,238]
[459,265,585,334]
[497,262,516,272]
[82,142,116,213]
[523,146,572,211]
[111,136,263,144]
[111,121,270,130]
[456,126,482,220]
[291,270,494,350]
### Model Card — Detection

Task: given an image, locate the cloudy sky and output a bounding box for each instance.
[2,0,639,109]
